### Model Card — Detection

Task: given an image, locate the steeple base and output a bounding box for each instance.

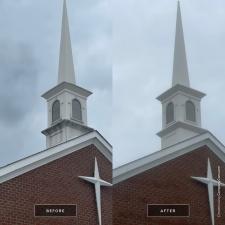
[157,121,207,149]
[42,119,94,148]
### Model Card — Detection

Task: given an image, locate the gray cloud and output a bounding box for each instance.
[69,0,112,92]
[78,49,112,91]
[0,41,39,125]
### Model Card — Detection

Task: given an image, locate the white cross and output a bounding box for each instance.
[191,158,225,225]
[79,157,112,225]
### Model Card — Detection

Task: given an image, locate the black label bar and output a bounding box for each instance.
[147,204,190,217]
[34,204,77,217]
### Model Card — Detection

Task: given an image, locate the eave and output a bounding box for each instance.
[156,84,206,102]
[113,132,225,184]
[0,131,112,184]
[42,82,92,100]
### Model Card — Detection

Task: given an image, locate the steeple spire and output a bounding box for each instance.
[156,1,206,149]
[58,0,75,84]
[172,1,190,87]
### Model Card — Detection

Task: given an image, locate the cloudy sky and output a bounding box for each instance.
[0,0,111,166]
[0,0,225,168]
[113,0,225,167]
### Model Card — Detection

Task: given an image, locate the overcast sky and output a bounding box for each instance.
[1,0,225,168]
[0,0,111,166]
[113,0,225,167]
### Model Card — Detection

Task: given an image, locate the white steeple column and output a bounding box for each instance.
[58,0,76,84]
[172,1,190,87]
[157,2,206,149]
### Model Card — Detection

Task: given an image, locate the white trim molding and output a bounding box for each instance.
[0,131,112,184]
[113,132,225,184]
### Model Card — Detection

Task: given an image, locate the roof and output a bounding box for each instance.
[0,130,112,184]
[42,82,92,100]
[113,132,225,184]
[156,84,206,102]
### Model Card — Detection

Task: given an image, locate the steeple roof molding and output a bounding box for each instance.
[156,84,206,102]
[42,82,92,100]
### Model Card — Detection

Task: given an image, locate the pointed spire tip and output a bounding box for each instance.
[58,0,76,85]
[172,0,190,87]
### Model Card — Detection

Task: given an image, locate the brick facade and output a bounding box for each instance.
[0,144,112,225]
[113,146,225,225]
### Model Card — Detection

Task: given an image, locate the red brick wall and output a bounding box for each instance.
[0,144,112,225]
[113,146,225,225]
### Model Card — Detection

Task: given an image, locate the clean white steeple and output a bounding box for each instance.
[58,0,75,84]
[172,1,190,87]
[157,2,206,149]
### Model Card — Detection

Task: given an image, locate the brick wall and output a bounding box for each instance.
[113,146,225,225]
[0,144,112,225]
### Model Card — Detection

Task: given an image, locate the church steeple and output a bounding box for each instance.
[172,1,190,87]
[58,0,75,84]
[41,1,93,148]
[156,2,207,149]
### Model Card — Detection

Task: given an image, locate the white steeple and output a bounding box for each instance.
[42,0,92,148]
[156,2,206,149]
[58,0,75,84]
[172,1,190,87]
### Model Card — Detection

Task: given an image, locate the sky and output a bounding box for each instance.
[113,0,225,167]
[0,0,111,166]
[1,0,225,168]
